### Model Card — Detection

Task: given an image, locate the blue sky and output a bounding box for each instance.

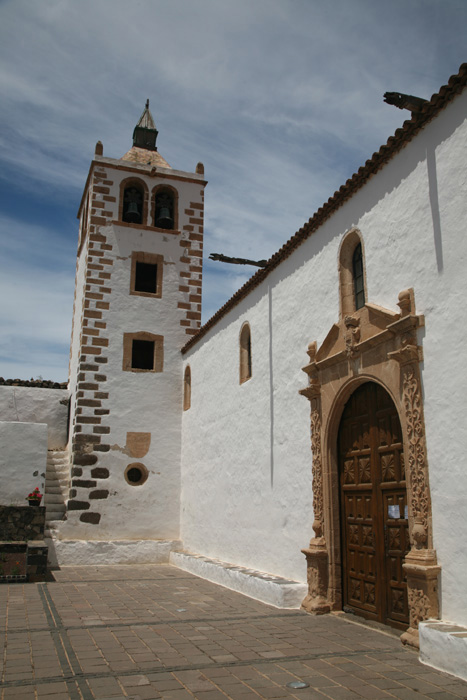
[0,0,465,381]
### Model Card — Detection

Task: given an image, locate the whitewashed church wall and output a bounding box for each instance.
[181,91,467,624]
[352,93,467,626]
[181,227,339,584]
[0,386,69,449]
[0,422,48,504]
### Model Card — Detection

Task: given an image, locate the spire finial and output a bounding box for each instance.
[132,100,158,151]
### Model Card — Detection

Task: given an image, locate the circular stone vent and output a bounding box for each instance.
[124,463,149,486]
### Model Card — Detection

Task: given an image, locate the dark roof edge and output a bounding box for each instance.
[181,63,467,355]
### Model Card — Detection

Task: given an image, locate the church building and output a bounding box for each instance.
[1,64,466,680]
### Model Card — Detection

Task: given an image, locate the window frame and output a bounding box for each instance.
[183,365,191,410]
[239,322,252,384]
[352,242,365,310]
[130,251,163,298]
[122,331,164,373]
[338,228,367,317]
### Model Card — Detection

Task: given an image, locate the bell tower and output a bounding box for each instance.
[62,102,206,558]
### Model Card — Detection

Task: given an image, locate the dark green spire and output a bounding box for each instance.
[132,99,158,151]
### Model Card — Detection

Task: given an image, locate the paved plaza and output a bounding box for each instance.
[0,565,466,700]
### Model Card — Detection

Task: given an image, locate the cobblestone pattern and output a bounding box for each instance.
[1,565,466,700]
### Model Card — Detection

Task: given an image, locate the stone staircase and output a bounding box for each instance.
[43,449,70,534]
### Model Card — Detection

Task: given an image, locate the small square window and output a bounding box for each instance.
[130,252,163,297]
[123,332,164,373]
[131,339,155,370]
[135,262,158,294]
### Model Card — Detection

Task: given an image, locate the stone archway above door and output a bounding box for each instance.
[299,289,440,649]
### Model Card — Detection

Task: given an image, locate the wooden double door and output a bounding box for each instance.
[338,382,410,628]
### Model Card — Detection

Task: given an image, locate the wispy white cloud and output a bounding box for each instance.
[0,215,75,380]
[0,0,465,378]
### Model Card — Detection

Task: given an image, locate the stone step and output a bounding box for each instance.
[45,478,69,487]
[45,520,63,531]
[45,511,66,524]
[46,508,66,527]
[44,494,67,505]
[45,491,68,499]
[45,506,67,515]
[44,496,67,505]
[46,455,69,465]
[45,450,70,526]
[44,489,68,499]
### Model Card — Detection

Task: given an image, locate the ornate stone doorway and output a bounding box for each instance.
[338,382,409,629]
[300,288,441,647]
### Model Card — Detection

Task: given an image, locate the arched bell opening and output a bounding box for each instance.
[119,178,148,225]
[152,185,178,230]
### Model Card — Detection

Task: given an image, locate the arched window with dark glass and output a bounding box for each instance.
[352,243,365,310]
[122,184,144,224]
[339,229,367,316]
[154,189,175,230]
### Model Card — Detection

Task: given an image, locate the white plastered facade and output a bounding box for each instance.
[181,90,467,638]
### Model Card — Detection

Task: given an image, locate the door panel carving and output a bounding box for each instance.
[338,382,409,628]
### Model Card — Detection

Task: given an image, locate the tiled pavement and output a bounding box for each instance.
[0,566,466,700]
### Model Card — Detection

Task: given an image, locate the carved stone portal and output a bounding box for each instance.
[299,289,440,648]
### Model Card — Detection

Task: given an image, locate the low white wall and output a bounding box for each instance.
[171,551,308,608]
[48,538,181,567]
[420,620,467,682]
[0,422,48,505]
[0,387,69,449]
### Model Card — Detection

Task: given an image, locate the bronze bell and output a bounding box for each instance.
[156,206,174,229]
[125,201,141,223]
